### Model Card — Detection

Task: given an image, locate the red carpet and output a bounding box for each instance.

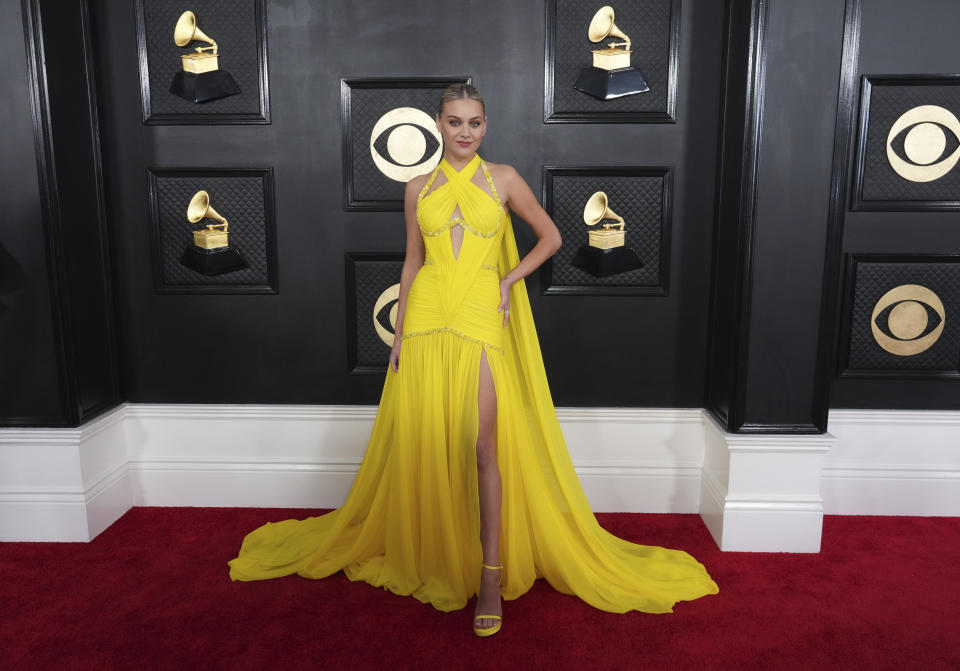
[1,509,957,670]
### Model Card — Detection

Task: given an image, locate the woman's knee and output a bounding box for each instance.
[476,437,497,470]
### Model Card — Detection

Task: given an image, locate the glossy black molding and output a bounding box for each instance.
[811,0,862,429]
[11,0,121,426]
[78,0,123,422]
[145,167,279,294]
[340,76,472,212]
[540,165,673,296]
[543,0,682,123]
[850,73,960,212]
[16,0,72,425]
[703,0,769,433]
[134,0,271,125]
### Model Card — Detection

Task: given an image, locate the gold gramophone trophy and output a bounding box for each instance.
[571,191,643,278]
[180,190,248,275]
[573,6,650,100]
[169,11,241,103]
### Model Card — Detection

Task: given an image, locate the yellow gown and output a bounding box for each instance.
[227,152,719,613]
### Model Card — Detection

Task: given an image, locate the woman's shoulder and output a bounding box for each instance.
[483,160,521,189]
[407,171,430,190]
[405,171,432,201]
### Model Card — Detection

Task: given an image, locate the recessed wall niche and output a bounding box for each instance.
[146,168,278,294]
[540,166,673,295]
[345,253,404,374]
[544,0,681,123]
[839,254,960,378]
[340,77,472,211]
[852,75,960,210]
[134,0,270,124]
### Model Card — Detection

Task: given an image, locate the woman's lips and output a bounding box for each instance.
[456,140,472,147]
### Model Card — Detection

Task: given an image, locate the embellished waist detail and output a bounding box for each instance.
[419,215,500,239]
[423,258,498,273]
[401,325,504,355]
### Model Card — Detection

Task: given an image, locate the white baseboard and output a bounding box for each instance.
[0,407,131,541]
[123,404,706,514]
[2,404,958,543]
[699,413,833,552]
[823,409,960,516]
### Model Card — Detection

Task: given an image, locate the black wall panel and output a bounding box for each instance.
[0,0,120,427]
[90,0,726,407]
[704,0,757,427]
[36,0,120,421]
[0,0,64,424]
[829,0,960,409]
[741,0,847,427]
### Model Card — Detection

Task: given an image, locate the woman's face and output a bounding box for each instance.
[435,98,486,162]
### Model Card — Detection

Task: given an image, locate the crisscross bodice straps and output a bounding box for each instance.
[417,153,504,321]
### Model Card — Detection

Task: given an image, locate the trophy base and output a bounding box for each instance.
[170,70,241,103]
[573,66,650,101]
[571,245,643,278]
[181,245,248,276]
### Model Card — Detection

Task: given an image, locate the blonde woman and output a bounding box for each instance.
[229,83,718,638]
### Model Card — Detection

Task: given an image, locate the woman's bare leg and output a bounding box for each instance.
[474,346,501,629]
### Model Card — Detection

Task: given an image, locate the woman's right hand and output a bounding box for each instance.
[389,339,402,372]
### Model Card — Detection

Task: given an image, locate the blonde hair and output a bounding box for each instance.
[436,82,485,119]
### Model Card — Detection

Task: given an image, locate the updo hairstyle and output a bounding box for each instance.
[436,82,485,119]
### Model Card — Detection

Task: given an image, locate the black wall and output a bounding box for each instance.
[89,0,726,407]
[6,0,959,429]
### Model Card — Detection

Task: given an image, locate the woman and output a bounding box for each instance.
[228,83,719,638]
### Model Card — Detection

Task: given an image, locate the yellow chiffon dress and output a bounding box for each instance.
[227,152,719,613]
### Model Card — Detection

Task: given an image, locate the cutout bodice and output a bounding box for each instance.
[416,153,505,265]
[403,153,509,353]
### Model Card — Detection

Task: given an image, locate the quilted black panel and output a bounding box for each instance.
[847,261,960,371]
[352,258,404,368]
[547,173,665,287]
[348,83,462,206]
[138,0,265,117]
[860,83,960,202]
[151,171,272,288]
[549,0,674,116]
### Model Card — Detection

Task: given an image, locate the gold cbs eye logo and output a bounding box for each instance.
[369,107,443,182]
[886,105,960,182]
[871,284,945,356]
[372,284,400,347]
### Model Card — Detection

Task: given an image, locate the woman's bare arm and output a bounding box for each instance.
[489,164,562,328]
[496,164,562,287]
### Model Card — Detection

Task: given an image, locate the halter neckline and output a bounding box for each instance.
[440,152,481,175]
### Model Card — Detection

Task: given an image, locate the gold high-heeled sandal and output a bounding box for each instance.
[473,562,503,638]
